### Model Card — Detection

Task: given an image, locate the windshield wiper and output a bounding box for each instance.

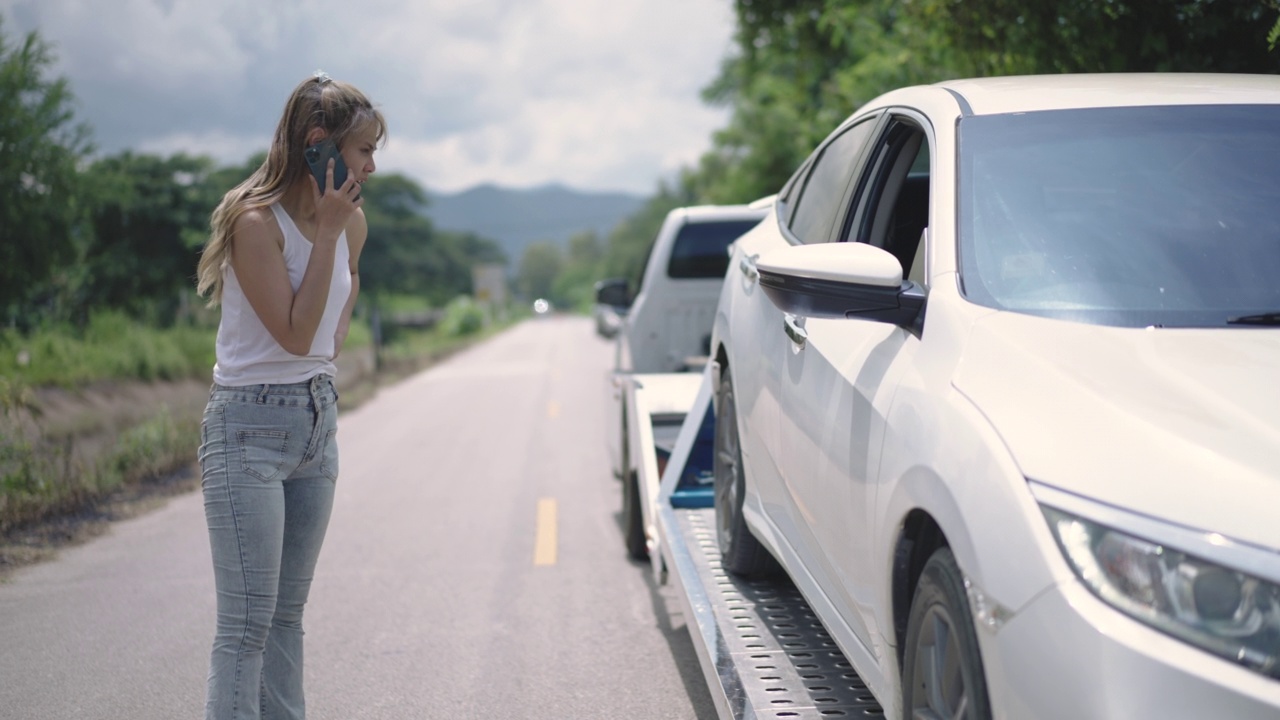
[1226,312,1280,326]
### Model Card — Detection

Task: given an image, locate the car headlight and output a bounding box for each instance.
[1042,506,1280,679]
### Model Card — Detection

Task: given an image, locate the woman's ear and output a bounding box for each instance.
[305,128,327,147]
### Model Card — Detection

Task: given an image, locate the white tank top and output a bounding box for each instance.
[212,202,352,386]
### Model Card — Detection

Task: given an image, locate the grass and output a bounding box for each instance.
[0,311,216,387]
[0,310,382,389]
[384,298,525,359]
[0,404,198,535]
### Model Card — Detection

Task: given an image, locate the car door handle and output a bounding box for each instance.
[784,313,807,346]
[739,253,759,281]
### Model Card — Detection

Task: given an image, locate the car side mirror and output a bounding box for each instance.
[594,278,631,308]
[755,242,925,328]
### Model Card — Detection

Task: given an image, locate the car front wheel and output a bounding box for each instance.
[902,547,992,720]
[713,371,778,576]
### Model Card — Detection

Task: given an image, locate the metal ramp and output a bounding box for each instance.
[630,365,886,719]
[660,507,886,719]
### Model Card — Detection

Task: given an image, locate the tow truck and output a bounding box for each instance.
[600,202,885,718]
[618,364,886,719]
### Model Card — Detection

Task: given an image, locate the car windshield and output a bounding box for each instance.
[666,220,761,279]
[958,105,1280,327]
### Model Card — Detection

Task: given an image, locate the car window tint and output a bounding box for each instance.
[789,119,877,244]
[667,219,764,278]
[777,156,814,226]
[847,122,931,280]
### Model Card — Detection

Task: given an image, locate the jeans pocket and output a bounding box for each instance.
[236,429,291,482]
[319,428,339,482]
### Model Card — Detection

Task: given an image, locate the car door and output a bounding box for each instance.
[722,212,790,519]
[779,114,932,655]
[761,114,883,581]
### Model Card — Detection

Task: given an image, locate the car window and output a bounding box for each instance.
[844,119,931,282]
[776,156,814,227]
[666,219,764,278]
[788,118,877,244]
[958,104,1280,327]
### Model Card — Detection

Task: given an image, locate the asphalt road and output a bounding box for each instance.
[0,316,717,720]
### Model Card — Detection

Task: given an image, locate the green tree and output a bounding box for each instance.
[81,152,216,323]
[693,0,954,204]
[688,0,1280,208]
[551,230,605,311]
[359,173,505,305]
[0,14,93,326]
[515,241,563,303]
[912,0,1280,76]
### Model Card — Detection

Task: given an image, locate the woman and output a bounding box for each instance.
[194,71,384,720]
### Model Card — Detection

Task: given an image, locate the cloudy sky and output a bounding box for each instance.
[0,0,738,195]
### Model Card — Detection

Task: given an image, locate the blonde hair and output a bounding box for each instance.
[196,74,387,305]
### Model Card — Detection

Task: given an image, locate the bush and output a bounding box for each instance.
[438,296,486,337]
[344,317,372,349]
[0,311,214,386]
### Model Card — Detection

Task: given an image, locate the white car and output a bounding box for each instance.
[710,73,1280,719]
[609,204,768,374]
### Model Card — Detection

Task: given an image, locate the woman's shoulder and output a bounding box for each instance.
[232,205,285,248]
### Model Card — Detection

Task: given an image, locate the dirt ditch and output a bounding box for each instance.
[0,346,385,580]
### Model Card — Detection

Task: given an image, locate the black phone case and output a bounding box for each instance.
[304,140,349,194]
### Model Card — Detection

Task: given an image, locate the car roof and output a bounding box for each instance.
[676,204,770,221]
[891,73,1280,116]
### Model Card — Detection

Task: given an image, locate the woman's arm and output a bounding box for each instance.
[332,208,367,359]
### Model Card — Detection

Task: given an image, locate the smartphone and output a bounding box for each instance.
[304,139,358,198]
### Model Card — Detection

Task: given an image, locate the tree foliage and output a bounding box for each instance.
[0,15,92,325]
[690,0,959,204]
[548,230,605,311]
[515,240,563,303]
[80,152,217,324]
[914,0,1280,76]
[684,0,1280,207]
[359,173,506,306]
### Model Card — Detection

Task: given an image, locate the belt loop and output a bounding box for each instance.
[309,375,322,406]
[256,384,270,404]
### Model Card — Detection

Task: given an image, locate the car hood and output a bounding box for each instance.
[953,312,1280,550]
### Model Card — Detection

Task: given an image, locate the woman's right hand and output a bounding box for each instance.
[310,158,362,244]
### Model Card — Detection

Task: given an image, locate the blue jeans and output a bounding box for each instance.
[200,374,339,720]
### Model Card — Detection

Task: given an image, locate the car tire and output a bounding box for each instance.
[902,547,992,720]
[622,470,648,560]
[714,372,779,577]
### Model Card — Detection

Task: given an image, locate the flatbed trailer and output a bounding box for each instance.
[621,368,886,719]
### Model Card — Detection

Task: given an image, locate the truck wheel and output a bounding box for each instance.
[714,373,778,576]
[622,470,648,560]
[902,547,991,720]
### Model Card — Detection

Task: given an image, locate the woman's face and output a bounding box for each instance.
[339,124,379,187]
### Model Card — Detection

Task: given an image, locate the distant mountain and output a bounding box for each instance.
[424,183,647,268]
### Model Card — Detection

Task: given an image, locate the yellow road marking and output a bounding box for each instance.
[534,498,558,566]
[547,401,560,419]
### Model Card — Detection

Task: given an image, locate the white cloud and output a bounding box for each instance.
[0,0,736,195]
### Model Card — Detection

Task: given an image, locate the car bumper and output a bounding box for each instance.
[984,577,1280,718]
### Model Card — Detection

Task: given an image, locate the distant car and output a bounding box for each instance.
[600,203,768,559]
[532,298,552,315]
[711,73,1280,719]
[592,279,628,339]
[601,204,768,375]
